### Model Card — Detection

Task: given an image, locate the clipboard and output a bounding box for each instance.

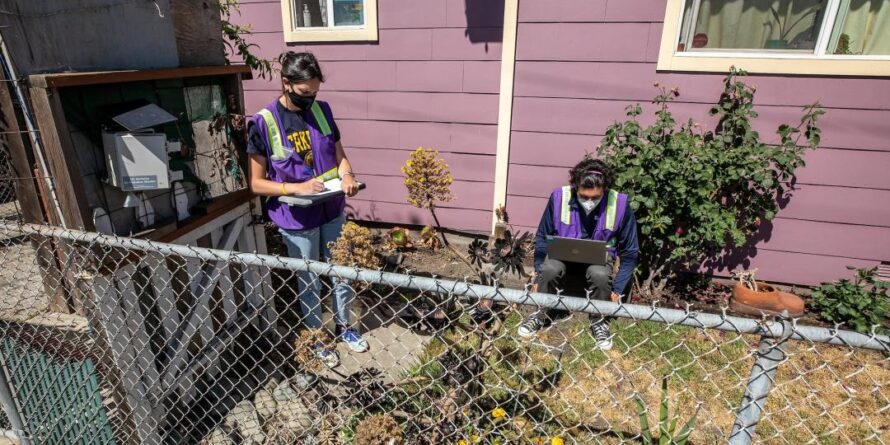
[278,180,366,207]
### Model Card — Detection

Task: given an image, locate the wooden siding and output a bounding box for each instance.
[233,0,502,232]
[508,0,890,285]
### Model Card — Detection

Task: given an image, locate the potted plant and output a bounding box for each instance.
[765,5,819,49]
[730,269,805,317]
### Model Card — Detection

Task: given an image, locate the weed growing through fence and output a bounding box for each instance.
[631,376,699,445]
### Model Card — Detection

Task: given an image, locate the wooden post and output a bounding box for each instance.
[27,86,93,231]
[0,69,44,224]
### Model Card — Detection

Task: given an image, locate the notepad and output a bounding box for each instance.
[278,180,366,207]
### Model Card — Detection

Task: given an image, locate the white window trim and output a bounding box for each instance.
[280,0,378,43]
[657,0,890,76]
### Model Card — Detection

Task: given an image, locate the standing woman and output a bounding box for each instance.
[247,51,368,367]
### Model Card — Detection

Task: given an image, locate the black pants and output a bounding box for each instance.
[535,256,614,323]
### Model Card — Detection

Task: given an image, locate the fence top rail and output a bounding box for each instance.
[5,222,889,352]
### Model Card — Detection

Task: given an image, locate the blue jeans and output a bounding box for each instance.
[278,213,354,329]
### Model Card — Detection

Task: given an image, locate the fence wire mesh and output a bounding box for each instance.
[0,220,887,445]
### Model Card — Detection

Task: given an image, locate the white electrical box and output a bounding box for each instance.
[103,131,170,191]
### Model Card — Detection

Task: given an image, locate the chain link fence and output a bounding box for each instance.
[0,219,887,445]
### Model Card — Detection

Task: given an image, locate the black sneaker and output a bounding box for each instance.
[590,321,612,350]
[517,314,545,338]
[469,306,494,325]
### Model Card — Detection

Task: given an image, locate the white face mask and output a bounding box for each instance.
[580,198,601,214]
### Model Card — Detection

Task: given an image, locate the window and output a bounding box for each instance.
[280,0,378,42]
[658,0,890,76]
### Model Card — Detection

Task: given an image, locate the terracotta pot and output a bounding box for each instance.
[730,281,805,317]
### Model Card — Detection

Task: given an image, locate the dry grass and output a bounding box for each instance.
[528,318,887,444]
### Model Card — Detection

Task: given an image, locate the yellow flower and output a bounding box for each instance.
[551,438,564,445]
[457,440,468,445]
[491,407,507,419]
[470,434,481,443]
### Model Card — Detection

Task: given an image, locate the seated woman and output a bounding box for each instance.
[518,158,639,351]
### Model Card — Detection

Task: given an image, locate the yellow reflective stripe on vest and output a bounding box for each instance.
[317,167,339,181]
[560,186,572,225]
[604,189,619,231]
[310,102,332,136]
[258,109,288,160]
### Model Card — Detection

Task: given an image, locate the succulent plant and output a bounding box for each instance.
[466,239,489,268]
[492,230,532,277]
[419,225,442,251]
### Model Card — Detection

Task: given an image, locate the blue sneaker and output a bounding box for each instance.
[313,344,340,368]
[337,326,369,353]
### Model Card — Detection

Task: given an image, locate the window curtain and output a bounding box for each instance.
[693,0,827,50]
[830,0,890,55]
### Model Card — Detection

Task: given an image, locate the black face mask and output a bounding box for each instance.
[286,91,317,111]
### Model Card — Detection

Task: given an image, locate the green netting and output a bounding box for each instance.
[1,337,116,445]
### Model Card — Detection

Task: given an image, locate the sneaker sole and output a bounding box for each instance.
[517,329,539,338]
[345,342,369,353]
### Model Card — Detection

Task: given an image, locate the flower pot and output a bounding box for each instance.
[765,39,789,49]
[730,282,804,317]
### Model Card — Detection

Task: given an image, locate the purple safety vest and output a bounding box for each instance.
[249,99,344,231]
[550,186,628,257]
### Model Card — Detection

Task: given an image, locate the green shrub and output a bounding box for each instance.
[597,67,824,297]
[810,267,890,334]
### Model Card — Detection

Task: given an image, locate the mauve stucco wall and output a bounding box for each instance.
[508,0,890,285]
[232,0,503,232]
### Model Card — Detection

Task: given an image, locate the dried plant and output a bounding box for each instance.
[354,414,404,445]
[293,329,334,373]
[419,225,442,251]
[328,222,381,270]
[495,205,509,224]
[731,269,759,292]
[401,147,454,211]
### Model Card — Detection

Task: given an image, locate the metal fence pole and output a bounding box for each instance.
[0,350,31,445]
[728,316,793,445]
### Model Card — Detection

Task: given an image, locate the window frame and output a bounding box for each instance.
[280,0,378,43]
[657,0,890,76]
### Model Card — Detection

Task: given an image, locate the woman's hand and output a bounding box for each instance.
[341,174,359,197]
[288,179,324,195]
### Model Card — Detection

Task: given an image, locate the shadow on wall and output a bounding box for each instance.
[699,183,795,276]
[346,202,424,226]
[464,0,504,48]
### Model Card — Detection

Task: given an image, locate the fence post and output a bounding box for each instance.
[728,315,793,444]
[0,350,31,445]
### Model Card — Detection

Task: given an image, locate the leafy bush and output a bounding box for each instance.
[810,267,890,334]
[597,68,824,297]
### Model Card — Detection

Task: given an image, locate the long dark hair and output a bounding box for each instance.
[279,51,325,82]
[569,158,613,190]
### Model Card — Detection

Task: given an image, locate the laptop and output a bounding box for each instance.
[545,236,609,266]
